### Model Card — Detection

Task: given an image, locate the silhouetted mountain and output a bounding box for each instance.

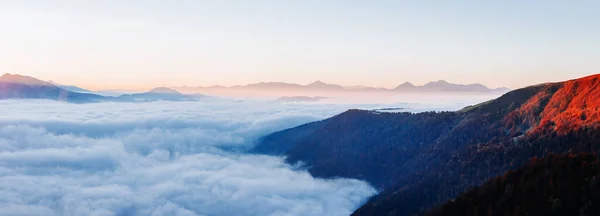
[0,74,207,103]
[231,81,345,91]
[117,87,206,102]
[252,73,600,215]
[305,81,346,91]
[48,80,94,93]
[148,87,180,94]
[393,80,507,93]
[426,153,600,216]
[394,82,417,91]
[1,73,52,86]
[0,74,107,103]
[494,87,511,92]
[48,81,134,97]
[174,80,509,94]
[95,89,139,97]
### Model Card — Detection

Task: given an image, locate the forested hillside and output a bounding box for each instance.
[254,74,600,215]
[426,153,600,216]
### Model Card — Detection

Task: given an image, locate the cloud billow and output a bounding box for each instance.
[0,99,378,216]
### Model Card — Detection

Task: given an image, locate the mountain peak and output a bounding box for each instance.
[307,80,327,86]
[394,82,417,90]
[305,81,344,90]
[0,73,53,86]
[399,82,416,87]
[148,87,180,94]
[425,80,449,85]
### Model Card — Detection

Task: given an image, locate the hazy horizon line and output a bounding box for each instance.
[2,72,513,92]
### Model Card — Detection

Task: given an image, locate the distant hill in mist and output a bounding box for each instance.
[0,74,107,103]
[0,73,509,102]
[173,80,509,95]
[395,80,510,93]
[117,87,206,102]
[0,74,206,103]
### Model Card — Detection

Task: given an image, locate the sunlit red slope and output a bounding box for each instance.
[353,73,600,215]
[254,73,600,216]
[536,74,600,134]
[493,74,600,136]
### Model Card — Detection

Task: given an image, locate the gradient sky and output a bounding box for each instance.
[1,0,599,90]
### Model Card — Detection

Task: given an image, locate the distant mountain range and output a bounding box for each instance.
[117,87,205,102]
[252,73,600,215]
[47,80,144,97]
[0,74,107,103]
[0,73,509,103]
[174,80,510,94]
[0,73,205,103]
[395,80,510,92]
[48,80,94,93]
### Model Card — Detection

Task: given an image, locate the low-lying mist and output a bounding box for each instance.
[0,97,493,215]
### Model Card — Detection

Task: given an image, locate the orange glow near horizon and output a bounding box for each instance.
[12,71,598,92]
[2,1,599,91]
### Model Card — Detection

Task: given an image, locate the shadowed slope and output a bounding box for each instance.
[253,73,600,215]
[426,153,600,216]
[0,74,107,103]
[356,75,600,216]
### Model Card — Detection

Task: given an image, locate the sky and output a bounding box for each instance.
[1,0,599,90]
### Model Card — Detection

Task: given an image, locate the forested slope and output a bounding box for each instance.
[253,74,600,215]
[426,153,600,216]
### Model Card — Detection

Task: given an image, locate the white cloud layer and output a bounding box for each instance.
[0,99,393,216]
[0,97,488,215]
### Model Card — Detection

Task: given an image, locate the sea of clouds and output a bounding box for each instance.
[0,97,494,216]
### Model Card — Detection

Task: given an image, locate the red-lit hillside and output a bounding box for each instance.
[495,74,600,136]
[254,73,600,216]
[536,74,600,135]
[355,74,600,216]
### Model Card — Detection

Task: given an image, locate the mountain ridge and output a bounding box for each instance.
[117,87,204,102]
[173,80,509,94]
[148,87,181,94]
[0,73,511,95]
[252,73,600,215]
[0,74,205,103]
[0,73,107,103]
[1,73,53,86]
